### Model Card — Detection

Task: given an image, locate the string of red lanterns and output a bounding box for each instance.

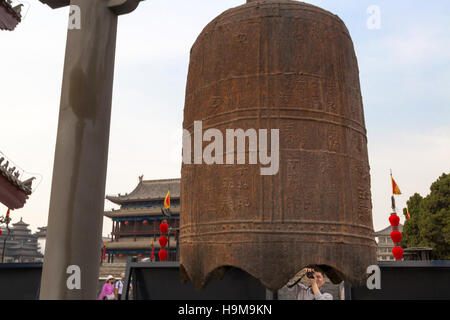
[389,213,403,260]
[117,218,169,261]
[389,172,404,260]
[159,220,169,261]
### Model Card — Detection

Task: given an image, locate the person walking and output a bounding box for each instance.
[114,273,125,300]
[97,275,116,300]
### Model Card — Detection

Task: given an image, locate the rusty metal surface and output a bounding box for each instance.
[180,0,377,291]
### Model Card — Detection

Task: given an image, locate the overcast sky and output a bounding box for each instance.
[1,0,449,237]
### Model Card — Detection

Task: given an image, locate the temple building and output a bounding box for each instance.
[374,224,404,261]
[104,177,180,263]
[0,217,43,262]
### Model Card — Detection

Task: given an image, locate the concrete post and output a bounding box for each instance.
[39,0,142,300]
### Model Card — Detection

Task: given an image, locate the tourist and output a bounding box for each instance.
[114,273,125,300]
[287,267,333,300]
[97,275,116,300]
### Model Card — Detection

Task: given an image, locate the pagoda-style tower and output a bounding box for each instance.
[0,218,43,262]
[104,178,180,263]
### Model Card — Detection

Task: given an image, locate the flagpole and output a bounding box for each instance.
[390,169,396,213]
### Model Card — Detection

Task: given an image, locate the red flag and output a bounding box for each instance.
[391,175,401,195]
[164,190,170,209]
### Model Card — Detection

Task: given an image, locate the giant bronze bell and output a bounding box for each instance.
[180,0,377,291]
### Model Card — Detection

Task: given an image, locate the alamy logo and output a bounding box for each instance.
[366,265,381,290]
[66,265,81,290]
[366,5,381,30]
[68,5,81,30]
[182,121,279,176]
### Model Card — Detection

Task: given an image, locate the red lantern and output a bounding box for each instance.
[0,229,2,236]
[159,249,168,261]
[119,254,124,258]
[389,214,400,227]
[143,220,148,224]
[160,222,169,234]
[159,236,168,247]
[392,247,404,260]
[390,230,402,243]
[138,253,143,258]
[124,221,129,225]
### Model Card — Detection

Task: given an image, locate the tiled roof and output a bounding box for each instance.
[34,226,47,237]
[105,239,177,250]
[106,178,180,204]
[12,217,29,228]
[0,160,33,196]
[374,224,403,236]
[104,205,180,218]
[0,0,21,31]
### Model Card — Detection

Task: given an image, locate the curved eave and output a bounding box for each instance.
[105,240,177,250]
[374,224,403,236]
[0,167,32,195]
[0,174,28,209]
[106,178,180,205]
[105,195,125,205]
[106,196,180,205]
[104,206,181,218]
[0,2,21,31]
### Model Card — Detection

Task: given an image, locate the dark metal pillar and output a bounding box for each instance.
[39,0,143,300]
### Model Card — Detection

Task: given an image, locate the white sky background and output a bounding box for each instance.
[0,0,449,237]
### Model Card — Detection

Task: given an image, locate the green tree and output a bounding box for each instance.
[401,173,450,260]
[401,193,423,247]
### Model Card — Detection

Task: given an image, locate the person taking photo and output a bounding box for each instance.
[287,267,333,300]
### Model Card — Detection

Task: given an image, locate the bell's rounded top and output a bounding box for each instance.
[193,0,349,51]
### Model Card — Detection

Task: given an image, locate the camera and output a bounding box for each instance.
[306,271,315,279]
